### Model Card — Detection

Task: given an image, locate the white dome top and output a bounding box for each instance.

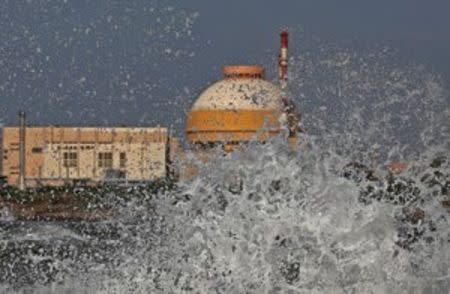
[191,78,284,111]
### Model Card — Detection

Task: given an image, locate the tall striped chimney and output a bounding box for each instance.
[279,30,289,90]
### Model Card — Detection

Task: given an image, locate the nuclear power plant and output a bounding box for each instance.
[187,30,300,152]
[0,31,301,188]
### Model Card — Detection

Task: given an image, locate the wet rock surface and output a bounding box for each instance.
[342,156,449,250]
[0,180,174,221]
[0,181,175,290]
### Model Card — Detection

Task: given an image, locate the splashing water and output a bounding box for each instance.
[289,42,449,160]
[1,44,450,293]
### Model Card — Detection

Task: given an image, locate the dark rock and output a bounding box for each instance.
[402,206,425,224]
[342,162,379,183]
[430,156,447,168]
[442,200,450,211]
[279,260,300,284]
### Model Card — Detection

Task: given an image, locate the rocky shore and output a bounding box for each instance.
[0,180,174,221]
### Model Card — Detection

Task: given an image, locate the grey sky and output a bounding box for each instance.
[1,0,449,134]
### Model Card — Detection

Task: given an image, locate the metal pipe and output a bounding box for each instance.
[18,111,26,190]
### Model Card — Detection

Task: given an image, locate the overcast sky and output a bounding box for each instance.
[1,0,449,133]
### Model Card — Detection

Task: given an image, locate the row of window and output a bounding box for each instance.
[58,145,95,151]
[63,152,126,168]
[31,146,99,154]
[34,145,121,154]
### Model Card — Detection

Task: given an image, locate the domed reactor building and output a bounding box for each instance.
[186,31,301,154]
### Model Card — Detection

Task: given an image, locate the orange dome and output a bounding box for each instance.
[222,65,265,79]
[186,65,285,146]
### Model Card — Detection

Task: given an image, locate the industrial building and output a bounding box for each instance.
[0,121,173,187]
[186,30,300,152]
[0,30,300,187]
[177,30,301,179]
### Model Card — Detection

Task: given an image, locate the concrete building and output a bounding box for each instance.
[179,31,301,180]
[186,65,288,152]
[185,31,301,153]
[0,126,170,187]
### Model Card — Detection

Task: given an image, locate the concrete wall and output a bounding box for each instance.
[1,126,168,186]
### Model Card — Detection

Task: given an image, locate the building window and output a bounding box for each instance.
[63,152,77,168]
[120,152,126,168]
[32,147,43,153]
[98,152,113,168]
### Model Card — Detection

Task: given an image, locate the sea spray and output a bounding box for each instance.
[1,43,449,293]
[5,137,447,293]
